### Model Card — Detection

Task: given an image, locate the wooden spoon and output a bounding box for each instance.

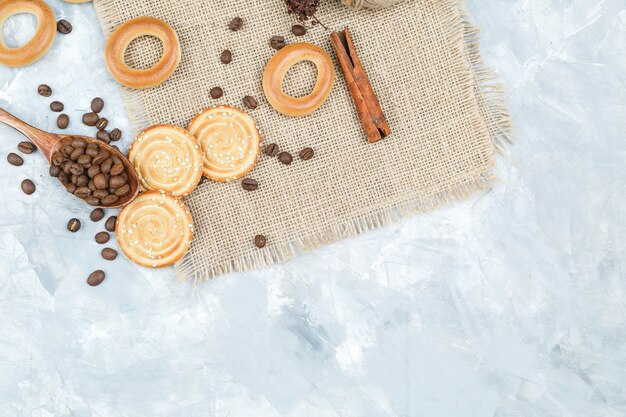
[0,107,139,208]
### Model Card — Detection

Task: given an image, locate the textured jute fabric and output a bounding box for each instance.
[92,0,512,280]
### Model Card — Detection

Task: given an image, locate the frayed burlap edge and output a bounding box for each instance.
[93,0,513,282]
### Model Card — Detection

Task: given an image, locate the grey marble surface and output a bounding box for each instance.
[1,0,625,416]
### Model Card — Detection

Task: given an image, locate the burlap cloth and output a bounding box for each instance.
[92,0,512,280]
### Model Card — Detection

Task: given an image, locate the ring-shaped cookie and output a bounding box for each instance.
[129,125,203,197]
[188,106,262,182]
[0,0,56,67]
[263,43,335,117]
[104,16,180,89]
[116,191,194,268]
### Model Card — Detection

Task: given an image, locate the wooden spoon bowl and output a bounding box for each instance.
[0,107,139,208]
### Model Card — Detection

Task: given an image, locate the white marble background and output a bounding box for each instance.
[1,0,625,416]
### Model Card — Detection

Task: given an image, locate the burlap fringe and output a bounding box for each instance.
[93,0,512,281]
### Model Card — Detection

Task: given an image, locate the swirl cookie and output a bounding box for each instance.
[116,191,193,268]
[0,0,56,67]
[188,106,262,182]
[128,125,203,197]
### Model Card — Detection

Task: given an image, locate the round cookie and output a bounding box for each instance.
[188,106,262,182]
[116,191,194,268]
[128,125,203,197]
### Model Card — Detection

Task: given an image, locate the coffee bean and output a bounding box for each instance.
[18,141,36,154]
[7,153,23,166]
[270,35,286,50]
[21,179,35,195]
[74,187,91,199]
[292,24,306,36]
[109,175,126,189]
[95,231,110,244]
[299,147,314,160]
[91,97,104,113]
[90,208,105,222]
[61,145,73,157]
[86,143,99,156]
[70,162,84,175]
[265,143,279,157]
[70,147,84,161]
[87,270,105,287]
[87,165,100,178]
[85,196,101,206]
[96,117,108,130]
[82,112,99,126]
[277,151,293,165]
[57,114,69,129]
[241,178,258,191]
[76,174,88,187]
[77,154,91,166]
[71,138,87,148]
[96,130,111,143]
[110,128,122,141]
[229,17,243,31]
[50,101,64,112]
[100,158,113,174]
[66,183,77,193]
[67,218,81,233]
[101,195,119,205]
[93,189,108,199]
[254,234,267,248]
[58,171,69,185]
[105,216,117,232]
[93,173,108,190]
[56,19,72,34]
[92,150,110,165]
[38,84,52,97]
[110,164,124,176]
[220,49,232,64]
[243,95,258,110]
[114,184,130,197]
[210,87,223,99]
[49,165,61,177]
[101,248,118,261]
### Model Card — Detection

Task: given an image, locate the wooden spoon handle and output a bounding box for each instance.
[0,107,59,161]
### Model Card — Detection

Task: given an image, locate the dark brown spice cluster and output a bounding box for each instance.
[284,0,326,28]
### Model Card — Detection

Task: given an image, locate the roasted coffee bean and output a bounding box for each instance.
[38,84,52,97]
[88,179,96,192]
[114,184,131,197]
[58,171,69,185]
[86,143,99,156]
[100,158,113,174]
[95,231,110,244]
[50,101,64,112]
[51,151,63,166]
[110,164,124,176]
[111,155,122,165]
[18,141,36,154]
[105,216,117,232]
[82,112,99,126]
[292,24,306,36]
[57,114,69,129]
[299,147,314,160]
[77,154,91,166]
[87,165,101,178]
[90,208,105,222]
[110,128,122,141]
[210,87,223,99]
[254,234,267,248]
[49,164,61,177]
[91,97,104,113]
[277,151,293,165]
[96,130,111,143]
[63,163,72,175]
[241,178,258,191]
[109,175,126,189]
[66,183,77,194]
[21,179,35,195]
[67,218,81,233]
[71,173,79,185]
[93,189,109,199]
[7,153,23,166]
[70,147,84,161]
[76,174,89,187]
[74,187,91,199]
[92,150,110,165]
[265,143,279,157]
[87,270,105,287]
[220,49,232,64]
[101,195,119,205]
[101,248,118,260]
[96,117,108,130]
[71,138,87,148]
[243,95,258,110]
[229,16,243,31]
[85,196,101,206]
[61,145,73,157]
[57,19,72,34]
[93,173,108,190]
[270,35,286,50]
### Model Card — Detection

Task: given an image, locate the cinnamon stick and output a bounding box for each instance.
[330,27,391,143]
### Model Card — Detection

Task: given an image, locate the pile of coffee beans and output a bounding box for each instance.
[50,138,131,207]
